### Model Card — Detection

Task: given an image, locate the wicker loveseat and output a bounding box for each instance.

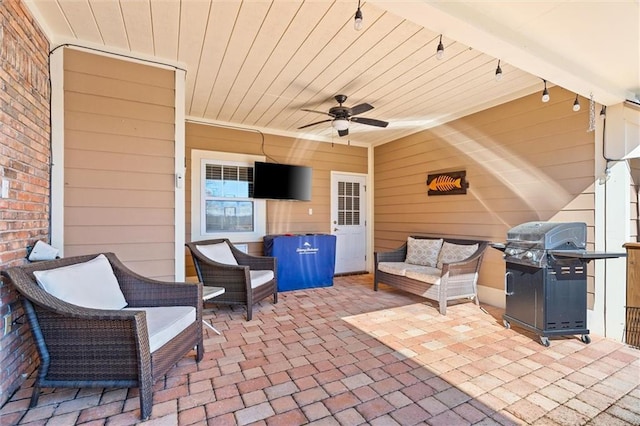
[1,253,204,420]
[374,236,489,315]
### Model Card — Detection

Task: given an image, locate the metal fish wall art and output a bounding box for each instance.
[428,175,462,191]
[426,171,468,195]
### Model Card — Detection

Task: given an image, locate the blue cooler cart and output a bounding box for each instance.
[263,234,337,291]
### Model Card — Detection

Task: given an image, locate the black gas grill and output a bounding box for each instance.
[493,221,624,347]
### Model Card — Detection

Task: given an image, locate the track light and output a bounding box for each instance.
[436,35,444,60]
[354,0,363,31]
[495,60,503,81]
[572,94,581,111]
[541,79,550,103]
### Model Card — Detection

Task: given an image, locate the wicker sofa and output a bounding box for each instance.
[374,236,489,315]
[1,253,204,420]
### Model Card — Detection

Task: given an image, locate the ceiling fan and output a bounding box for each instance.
[297,94,389,137]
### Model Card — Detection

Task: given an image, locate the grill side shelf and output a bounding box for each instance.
[548,250,626,260]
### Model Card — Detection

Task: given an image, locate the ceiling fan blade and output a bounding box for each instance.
[351,116,389,128]
[297,119,332,129]
[338,128,349,137]
[350,103,374,116]
[301,108,335,117]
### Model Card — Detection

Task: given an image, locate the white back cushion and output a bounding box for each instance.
[405,237,443,267]
[437,242,479,269]
[33,254,128,310]
[196,242,238,265]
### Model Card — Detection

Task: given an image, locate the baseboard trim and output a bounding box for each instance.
[478,285,505,309]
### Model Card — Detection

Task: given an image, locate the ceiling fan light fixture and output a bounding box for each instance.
[332,118,349,131]
[354,1,363,31]
[495,60,503,81]
[541,79,550,102]
[436,34,445,60]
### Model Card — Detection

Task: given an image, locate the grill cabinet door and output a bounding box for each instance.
[505,263,545,330]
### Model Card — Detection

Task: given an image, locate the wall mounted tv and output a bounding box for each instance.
[253,161,312,201]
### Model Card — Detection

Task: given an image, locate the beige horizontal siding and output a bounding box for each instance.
[66,130,175,157]
[65,207,174,226]
[63,48,176,280]
[375,87,596,304]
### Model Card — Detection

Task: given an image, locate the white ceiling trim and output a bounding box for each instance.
[185,115,370,149]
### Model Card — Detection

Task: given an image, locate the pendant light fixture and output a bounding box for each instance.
[495,60,503,81]
[436,35,445,60]
[572,94,581,112]
[354,0,363,31]
[541,79,550,102]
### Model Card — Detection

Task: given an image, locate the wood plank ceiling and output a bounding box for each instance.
[27,0,638,146]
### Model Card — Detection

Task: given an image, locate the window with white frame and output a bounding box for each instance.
[191,150,266,243]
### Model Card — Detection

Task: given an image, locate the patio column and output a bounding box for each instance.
[593,102,637,340]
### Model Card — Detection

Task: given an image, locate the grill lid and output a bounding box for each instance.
[506,221,586,250]
[494,221,625,268]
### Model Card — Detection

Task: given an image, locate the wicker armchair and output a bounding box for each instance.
[186,238,278,320]
[1,253,203,420]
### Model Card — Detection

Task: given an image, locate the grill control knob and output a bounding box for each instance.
[506,248,516,255]
[525,251,533,259]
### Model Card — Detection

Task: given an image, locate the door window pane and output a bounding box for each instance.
[337,181,361,226]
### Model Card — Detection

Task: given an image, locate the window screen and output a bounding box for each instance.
[204,164,255,233]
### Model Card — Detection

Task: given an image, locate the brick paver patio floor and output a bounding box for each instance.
[1,274,638,425]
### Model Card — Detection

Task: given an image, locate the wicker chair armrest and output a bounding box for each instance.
[188,250,250,288]
[234,252,276,270]
[104,253,202,308]
[35,304,147,332]
[190,253,250,274]
[24,302,150,377]
[375,243,408,264]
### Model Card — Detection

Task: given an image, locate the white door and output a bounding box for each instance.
[331,173,367,274]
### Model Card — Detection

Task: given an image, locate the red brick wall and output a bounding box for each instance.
[0,0,51,407]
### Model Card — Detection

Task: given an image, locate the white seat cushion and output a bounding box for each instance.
[405,267,442,285]
[123,306,196,353]
[33,254,128,310]
[377,262,428,276]
[196,242,238,265]
[250,270,274,288]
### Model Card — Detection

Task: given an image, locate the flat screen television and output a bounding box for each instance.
[253,161,312,201]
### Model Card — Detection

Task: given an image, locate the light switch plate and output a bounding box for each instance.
[1,179,9,198]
